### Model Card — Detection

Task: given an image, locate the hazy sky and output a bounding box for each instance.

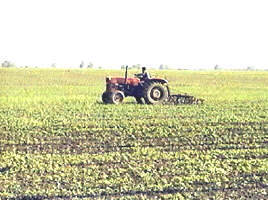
[1,0,268,69]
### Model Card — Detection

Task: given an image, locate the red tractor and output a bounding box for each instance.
[102,66,170,104]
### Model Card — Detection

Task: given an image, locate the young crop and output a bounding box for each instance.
[0,68,267,199]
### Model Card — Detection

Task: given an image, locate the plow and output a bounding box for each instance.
[102,66,204,105]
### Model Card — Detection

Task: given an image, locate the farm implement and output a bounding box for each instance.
[102,66,204,105]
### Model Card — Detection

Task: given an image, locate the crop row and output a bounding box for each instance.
[5,181,267,200]
[1,140,267,155]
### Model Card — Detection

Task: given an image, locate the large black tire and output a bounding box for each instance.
[102,91,124,104]
[110,91,124,104]
[102,92,111,104]
[143,82,168,104]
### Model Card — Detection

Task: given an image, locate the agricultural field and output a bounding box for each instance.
[0,68,267,199]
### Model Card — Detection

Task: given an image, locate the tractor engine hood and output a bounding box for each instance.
[106,77,140,86]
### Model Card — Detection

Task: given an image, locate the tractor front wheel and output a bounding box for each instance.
[143,82,168,104]
[110,91,124,104]
[102,91,124,104]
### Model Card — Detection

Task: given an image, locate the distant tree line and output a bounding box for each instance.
[1,61,16,68]
[1,60,267,71]
[159,64,169,70]
[79,61,95,69]
[214,65,260,71]
[120,64,171,70]
[120,64,142,70]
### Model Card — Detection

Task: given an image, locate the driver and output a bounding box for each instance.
[136,67,150,80]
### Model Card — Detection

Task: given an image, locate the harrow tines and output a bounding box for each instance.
[165,94,204,105]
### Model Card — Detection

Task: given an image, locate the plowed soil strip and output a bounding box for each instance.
[1,141,267,154]
[9,182,268,200]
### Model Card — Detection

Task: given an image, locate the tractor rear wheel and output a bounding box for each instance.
[143,82,168,104]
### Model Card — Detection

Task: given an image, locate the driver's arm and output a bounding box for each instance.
[144,72,150,79]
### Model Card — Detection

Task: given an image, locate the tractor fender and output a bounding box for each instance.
[148,78,168,84]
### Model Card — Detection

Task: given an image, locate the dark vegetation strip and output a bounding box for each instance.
[1,126,267,141]
[41,133,268,141]
[2,133,267,143]
[66,154,268,168]
[1,120,267,135]
[1,138,267,147]
[7,181,268,200]
[52,116,268,126]
[1,144,267,155]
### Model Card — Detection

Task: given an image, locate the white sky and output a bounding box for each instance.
[0,0,268,69]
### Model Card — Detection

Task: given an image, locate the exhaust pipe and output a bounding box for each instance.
[124,65,128,84]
